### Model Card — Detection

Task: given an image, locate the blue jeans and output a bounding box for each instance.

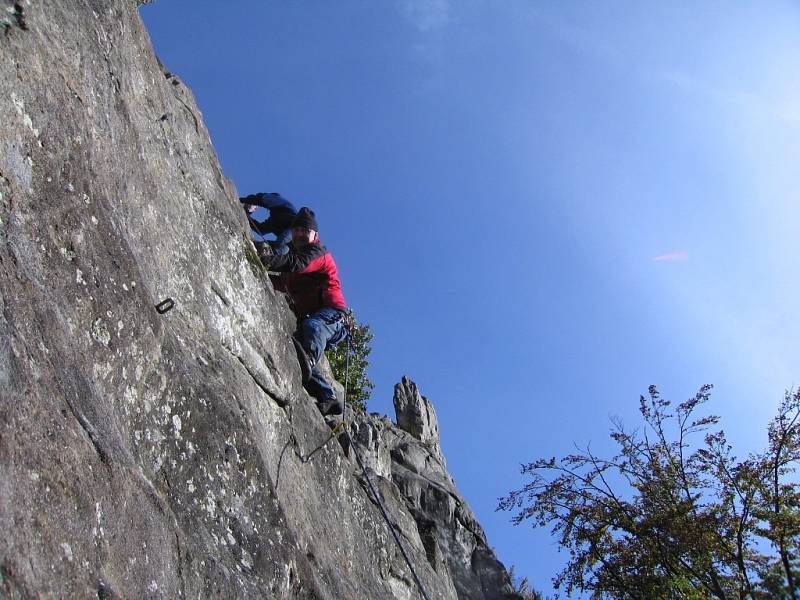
[296,308,348,401]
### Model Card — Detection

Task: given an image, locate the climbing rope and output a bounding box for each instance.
[299,419,347,463]
[275,410,348,488]
[347,427,433,600]
[278,335,433,600]
[340,337,432,600]
[343,333,350,428]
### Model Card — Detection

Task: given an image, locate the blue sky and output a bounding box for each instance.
[140,2,800,595]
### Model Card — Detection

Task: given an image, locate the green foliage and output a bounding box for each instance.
[509,565,550,599]
[499,386,800,600]
[326,316,374,413]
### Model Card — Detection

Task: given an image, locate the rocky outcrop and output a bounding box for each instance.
[0,1,518,599]
[393,376,444,464]
[353,380,516,600]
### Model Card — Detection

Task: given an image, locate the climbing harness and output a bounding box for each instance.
[342,308,357,335]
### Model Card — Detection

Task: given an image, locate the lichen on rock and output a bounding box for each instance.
[0,2,520,599]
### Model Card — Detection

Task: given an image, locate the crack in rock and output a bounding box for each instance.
[65,398,111,466]
[2,1,29,32]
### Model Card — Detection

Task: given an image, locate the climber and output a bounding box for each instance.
[259,207,349,416]
[240,192,297,255]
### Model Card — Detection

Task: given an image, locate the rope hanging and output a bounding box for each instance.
[341,337,432,600]
[280,335,433,600]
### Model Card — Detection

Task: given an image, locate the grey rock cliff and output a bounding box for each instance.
[0,2,520,599]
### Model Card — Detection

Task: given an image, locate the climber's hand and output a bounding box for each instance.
[255,241,274,267]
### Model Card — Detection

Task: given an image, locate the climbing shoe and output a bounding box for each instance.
[316,397,343,417]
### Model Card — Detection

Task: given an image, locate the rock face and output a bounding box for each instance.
[0,2,519,599]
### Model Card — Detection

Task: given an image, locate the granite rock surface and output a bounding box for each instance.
[0,2,520,598]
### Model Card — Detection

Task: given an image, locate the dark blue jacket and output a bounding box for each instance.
[240,192,297,236]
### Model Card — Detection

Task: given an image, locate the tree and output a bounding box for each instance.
[509,564,550,599]
[326,316,375,412]
[499,386,800,599]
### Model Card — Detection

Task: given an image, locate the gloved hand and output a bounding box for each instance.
[239,196,258,214]
[255,241,274,267]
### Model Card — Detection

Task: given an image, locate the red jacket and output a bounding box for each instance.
[268,240,347,318]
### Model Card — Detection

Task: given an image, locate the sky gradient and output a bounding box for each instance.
[140,2,800,595]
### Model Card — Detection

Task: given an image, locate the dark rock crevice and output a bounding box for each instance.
[227,345,289,408]
[163,71,201,134]
[1,1,28,32]
[413,511,441,571]
[64,396,111,467]
[209,282,230,307]
[1,560,32,598]
[96,580,119,600]
[174,530,186,599]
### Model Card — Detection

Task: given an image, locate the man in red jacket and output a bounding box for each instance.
[261,207,349,416]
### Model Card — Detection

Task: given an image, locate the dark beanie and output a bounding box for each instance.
[292,207,318,231]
